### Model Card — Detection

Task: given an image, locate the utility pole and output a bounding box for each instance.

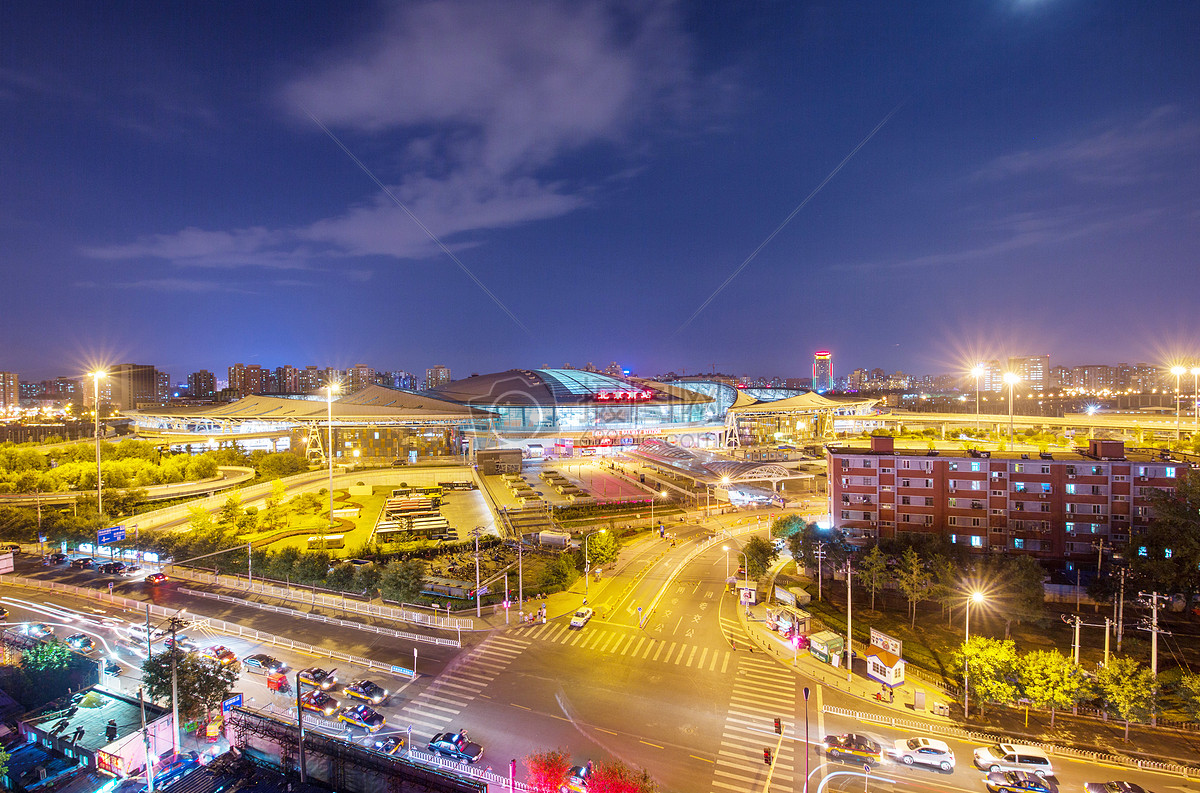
[1094,537,1106,578]
[139,685,155,793]
[473,526,483,618]
[296,670,307,783]
[517,537,524,615]
[1138,591,1170,726]
[1117,568,1126,653]
[845,562,853,681]
[814,542,826,602]
[247,541,252,587]
[1103,617,1111,666]
[164,614,189,753]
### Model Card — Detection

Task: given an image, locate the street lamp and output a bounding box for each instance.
[1191,367,1200,430]
[325,379,341,539]
[1171,366,1186,441]
[1003,372,1020,444]
[722,544,731,583]
[90,370,107,519]
[963,590,985,719]
[583,529,606,599]
[970,365,984,431]
[803,686,811,793]
[650,489,667,534]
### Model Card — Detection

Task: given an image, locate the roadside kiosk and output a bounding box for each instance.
[808,631,844,666]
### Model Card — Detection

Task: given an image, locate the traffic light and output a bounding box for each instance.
[773,717,782,735]
[763,748,772,765]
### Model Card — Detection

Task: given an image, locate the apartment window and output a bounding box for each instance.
[950,534,958,543]
[991,509,1005,515]
[1040,483,1052,494]
[970,480,982,490]
[924,497,934,507]
[1137,466,1148,477]
[901,478,911,488]
[970,461,982,472]
[901,496,911,506]
[1040,503,1050,512]
[949,479,957,490]
[1113,475,1127,482]
[1114,494,1127,502]
[1091,485,1104,495]
[1014,538,1025,549]
[949,498,957,508]
[1015,482,1028,493]
[1065,521,1075,532]
[841,511,850,520]
[924,515,933,526]
[842,495,851,504]
[970,534,983,546]
[1165,548,1174,559]
[971,518,983,528]
[1066,466,1076,476]
[901,513,912,523]
[949,516,959,526]
[902,460,911,469]
[1092,466,1103,475]
[948,462,959,471]
[1066,503,1076,513]
[1014,463,1025,473]
[991,471,1003,480]
[1041,465,1051,474]
[1166,466,1177,478]
[992,490,1004,497]
[925,479,934,488]
[1137,546,1147,556]
[1066,484,1076,495]
[1092,504,1103,514]
[840,459,850,469]
[862,459,873,469]
[881,467,893,474]
[1135,506,1149,517]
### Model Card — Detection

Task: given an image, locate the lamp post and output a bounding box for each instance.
[970,365,984,431]
[650,489,667,533]
[90,370,106,518]
[803,686,811,793]
[1191,367,1200,430]
[583,529,605,599]
[722,544,731,583]
[1171,366,1186,441]
[326,380,341,541]
[1003,372,1020,445]
[963,590,985,719]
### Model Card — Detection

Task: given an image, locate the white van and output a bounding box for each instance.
[123,623,167,645]
[973,744,1053,777]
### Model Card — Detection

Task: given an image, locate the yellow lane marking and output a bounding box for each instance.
[639,740,664,749]
[596,727,618,735]
[510,703,531,710]
[690,755,714,764]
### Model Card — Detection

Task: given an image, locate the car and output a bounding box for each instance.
[824,733,883,765]
[987,772,1058,793]
[1085,783,1149,793]
[97,561,126,575]
[562,764,592,792]
[242,653,286,674]
[122,564,142,576]
[45,553,68,565]
[101,658,122,676]
[889,737,955,771]
[153,752,200,789]
[337,704,386,732]
[373,736,405,755]
[163,635,199,653]
[115,639,148,658]
[428,731,484,763]
[0,607,8,621]
[973,744,1053,777]
[65,633,97,652]
[299,690,339,716]
[569,607,594,629]
[25,623,54,639]
[298,667,338,690]
[145,572,168,585]
[202,645,238,666]
[343,680,389,705]
[70,557,95,569]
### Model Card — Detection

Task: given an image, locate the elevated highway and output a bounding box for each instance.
[842,409,1192,436]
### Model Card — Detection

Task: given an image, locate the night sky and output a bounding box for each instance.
[3,2,1199,383]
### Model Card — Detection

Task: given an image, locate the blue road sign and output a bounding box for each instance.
[390,664,414,677]
[97,526,126,545]
[222,693,243,713]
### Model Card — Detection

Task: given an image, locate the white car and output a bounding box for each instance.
[890,737,955,771]
[569,607,594,629]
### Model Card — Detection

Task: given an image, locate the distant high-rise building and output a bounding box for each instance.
[784,377,811,390]
[156,370,171,401]
[376,370,418,390]
[847,369,868,390]
[109,364,159,410]
[1007,355,1050,392]
[187,370,216,400]
[228,364,267,398]
[813,351,833,391]
[1049,366,1072,390]
[0,372,18,409]
[273,365,301,394]
[604,362,624,376]
[425,365,451,390]
[1130,363,1159,392]
[1071,364,1116,391]
[300,366,323,393]
[976,360,1004,393]
[348,364,375,393]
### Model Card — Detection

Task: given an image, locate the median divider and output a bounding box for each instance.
[178,587,460,648]
[0,574,416,678]
[821,704,1199,779]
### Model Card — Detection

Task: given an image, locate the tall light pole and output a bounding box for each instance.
[963,590,985,719]
[650,489,667,533]
[722,544,731,583]
[1171,366,1186,441]
[970,365,984,432]
[473,526,484,618]
[802,686,811,793]
[1003,372,1020,445]
[326,380,341,541]
[90,370,107,519]
[1191,367,1200,430]
[583,529,606,599]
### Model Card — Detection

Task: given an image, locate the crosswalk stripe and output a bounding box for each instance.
[713,766,794,783]
[721,654,730,673]
[412,701,459,716]
[711,778,757,791]
[569,633,583,646]
[674,645,688,664]
[600,634,617,652]
[687,646,699,667]
[660,642,674,661]
[710,651,720,671]
[697,647,709,668]
[424,693,467,707]
[650,641,663,661]
[403,717,446,733]
[732,692,785,709]
[632,637,646,657]
[436,681,480,695]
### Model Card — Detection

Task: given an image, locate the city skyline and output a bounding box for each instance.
[3,3,1200,381]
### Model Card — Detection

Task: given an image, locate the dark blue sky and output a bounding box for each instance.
[3,1,1199,382]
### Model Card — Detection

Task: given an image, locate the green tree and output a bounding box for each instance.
[326,562,356,591]
[584,530,619,568]
[524,748,572,793]
[353,562,382,597]
[142,649,238,724]
[742,536,778,578]
[22,641,73,673]
[893,547,931,628]
[292,551,331,584]
[257,452,307,480]
[1132,470,1200,597]
[539,554,577,590]
[0,745,9,780]
[381,559,427,602]
[928,554,960,625]
[1096,656,1156,741]
[954,636,1020,716]
[1020,649,1084,728]
[857,544,888,612]
[258,480,290,533]
[216,493,244,527]
[1179,673,1200,721]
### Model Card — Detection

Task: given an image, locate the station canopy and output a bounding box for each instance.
[628,439,798,488]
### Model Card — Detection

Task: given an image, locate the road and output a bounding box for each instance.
[4,512,1194,793]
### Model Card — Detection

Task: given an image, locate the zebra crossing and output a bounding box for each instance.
[711,657,798,792]
[520,620,735,673]
[397,634,531,737]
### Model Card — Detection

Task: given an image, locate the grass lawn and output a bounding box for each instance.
[241,489,386,557]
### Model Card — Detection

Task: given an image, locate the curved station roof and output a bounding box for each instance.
[428,369,712,408]
[628,438,796,486]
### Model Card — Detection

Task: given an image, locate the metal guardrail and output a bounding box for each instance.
[0,574,414,678]
[169,566,474,630]
[821,704,1199,778]
[178,587,460,649]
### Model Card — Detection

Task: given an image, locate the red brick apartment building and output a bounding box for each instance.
[827,437,1188,562]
